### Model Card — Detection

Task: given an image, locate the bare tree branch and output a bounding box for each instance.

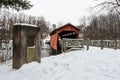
[92,0,120,14]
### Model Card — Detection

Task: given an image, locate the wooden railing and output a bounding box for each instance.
[61,39,120,52]
[61,38,84,52]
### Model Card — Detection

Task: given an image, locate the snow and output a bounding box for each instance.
[1,47,120,80]
[27,46,35,48]
[41,36,50,49]
[14,23,37,27]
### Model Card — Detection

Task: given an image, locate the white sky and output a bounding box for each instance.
[20,0,95,25]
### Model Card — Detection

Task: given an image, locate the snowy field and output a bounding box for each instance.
[1,47,120,80]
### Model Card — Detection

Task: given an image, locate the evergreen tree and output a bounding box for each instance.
[0,0,33,11]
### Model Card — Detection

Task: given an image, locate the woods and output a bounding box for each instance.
[78,0,120,40]
[1,10,49,35]
[82,13,120,40]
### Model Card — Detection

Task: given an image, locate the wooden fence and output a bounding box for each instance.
[61,39,120,52]
[0,40,12,63]
[1,39,120,63]
[0,49,12,63]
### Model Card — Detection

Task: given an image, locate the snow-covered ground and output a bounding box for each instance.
[1,47,120,80]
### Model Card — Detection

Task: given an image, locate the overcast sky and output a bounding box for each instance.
[20,0,95,25]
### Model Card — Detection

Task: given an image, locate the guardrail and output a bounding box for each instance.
[61,39,120,52]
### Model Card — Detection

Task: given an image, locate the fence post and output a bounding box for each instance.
[114,40,117,50]
[118,40,120,49]
[62,39,64,52]
[81,40,84,48]
[101,39,104,50]
[64,39,67,52]
[107,41,109,48]
[86,40,89,50]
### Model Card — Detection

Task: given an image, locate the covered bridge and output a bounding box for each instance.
[50,23,80,54]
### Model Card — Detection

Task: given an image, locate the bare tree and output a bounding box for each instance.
[0,10,50,43]
[83,12,120,40]
[94,0,120,14]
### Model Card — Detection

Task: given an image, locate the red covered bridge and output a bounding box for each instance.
[50,23,80,54]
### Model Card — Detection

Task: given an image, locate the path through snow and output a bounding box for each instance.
[0,47,120,80]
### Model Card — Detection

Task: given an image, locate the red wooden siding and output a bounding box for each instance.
[50,23,80,50]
